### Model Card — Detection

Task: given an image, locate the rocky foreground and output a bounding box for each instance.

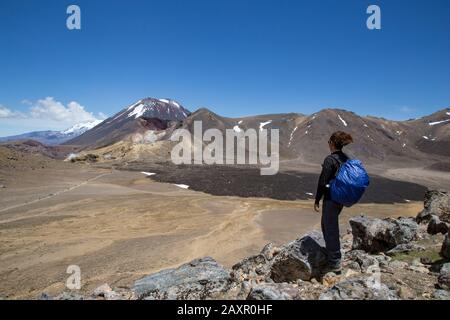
[44,190,450,300]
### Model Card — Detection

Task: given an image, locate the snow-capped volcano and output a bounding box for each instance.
[112,98,190,122]
[64,98,191,148]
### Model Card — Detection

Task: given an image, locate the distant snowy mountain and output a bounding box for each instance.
[62,120,103,135]
[0,120,104,145]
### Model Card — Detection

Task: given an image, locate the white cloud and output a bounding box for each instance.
[0,105,13,118]
[2,97,106,124]
[0,98,108,136]
[29,97,102,123]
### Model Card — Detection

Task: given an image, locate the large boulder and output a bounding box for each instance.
[233,232,329,283]
[350,216,418,253]
[438,263,450,290]
[247,283,301,300]
[344,250,392,272]
[427,215,449,235]
[441,230,450,259]
[132,257,234,300]
[319,276,398,300]
[416,190,450,224]
[231,243,278,283]
[270,231,328,282]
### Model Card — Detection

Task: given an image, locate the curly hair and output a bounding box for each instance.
[329,131,353,150]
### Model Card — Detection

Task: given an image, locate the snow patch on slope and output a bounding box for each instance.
[288,126,298,147]
[338,115,347,127]
[128,104,147,119]
[259,120,272,131]
[127,101,142,111]
[429,119,450,126]
[174,184,189,189]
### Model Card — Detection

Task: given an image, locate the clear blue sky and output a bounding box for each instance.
[1,0,450,135]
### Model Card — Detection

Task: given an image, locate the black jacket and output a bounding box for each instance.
[315,151,349,205]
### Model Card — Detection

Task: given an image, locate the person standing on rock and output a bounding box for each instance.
[314,131,354,273]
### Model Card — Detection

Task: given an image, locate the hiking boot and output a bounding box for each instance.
[323,261,342,274]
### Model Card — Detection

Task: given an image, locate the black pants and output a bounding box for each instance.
[321,199,344,265]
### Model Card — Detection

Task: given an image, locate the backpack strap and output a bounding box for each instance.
[330,153,350,179]
[330,153,344,168]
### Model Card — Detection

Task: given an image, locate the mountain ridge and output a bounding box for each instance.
[59,97,450,167]
[0,120,104,145]
[4,96,449,167]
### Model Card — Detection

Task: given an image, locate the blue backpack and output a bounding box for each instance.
[330,155,370,207]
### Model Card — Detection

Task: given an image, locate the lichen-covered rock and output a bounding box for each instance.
[92,283,124,300]
[438,263,450,290]
[441,230,450,259]
[416,190,450,224]
[427,215,449,235]
[231,254,269,282]
[344,250,380,272]
[260,243,280,260]
[386,243,425,256]
[319,276,398,300]
[231,243,280,283]
[388,260,409,269]
[433,289,450,300]
[416,211,433,224]
[247,283,301,300]
[93,283,113,297]
[407,265,430,274]
[38,292,52,300]
[391,218,419,243]
[350,216,418,253]
[132,257,235,300]
[270,231,328,282]
[53,292,86,300]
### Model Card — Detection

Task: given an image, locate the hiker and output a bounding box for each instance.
[314,131,354,272]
